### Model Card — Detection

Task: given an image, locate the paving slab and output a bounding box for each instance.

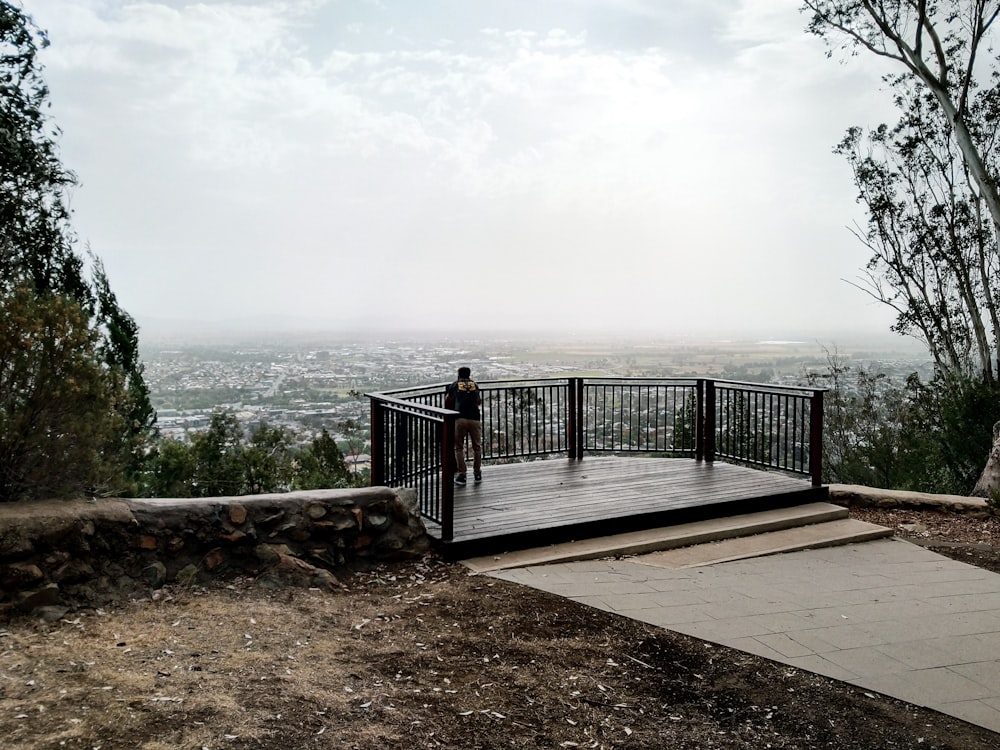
[487,538,1000,736]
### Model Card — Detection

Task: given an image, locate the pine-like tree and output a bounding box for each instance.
[0,2,155,500]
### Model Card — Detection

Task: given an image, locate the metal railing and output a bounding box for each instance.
[581,377,700,456]
[711,380,823,476]
[368,377,824,540]
[368,391,457,539]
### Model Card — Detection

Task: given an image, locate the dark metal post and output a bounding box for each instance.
[567,378,578,459]
[704,379,716,463]
[441,412,456,541]
[809,389,824,487]
[695,379,704,461]
[369,398,384,486]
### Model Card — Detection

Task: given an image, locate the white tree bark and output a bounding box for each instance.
[804,1,1000,246]
[973,421,1000,498]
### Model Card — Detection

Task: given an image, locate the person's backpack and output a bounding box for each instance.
[447,379,478,413]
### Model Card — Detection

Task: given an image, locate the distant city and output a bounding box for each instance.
[141,332,934,469]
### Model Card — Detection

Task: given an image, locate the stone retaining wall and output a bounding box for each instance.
[0,487,429,620]
[829,483,993,516]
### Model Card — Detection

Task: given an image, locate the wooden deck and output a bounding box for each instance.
[429,457,829,559]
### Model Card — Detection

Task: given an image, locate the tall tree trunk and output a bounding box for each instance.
[973,421,1000,498]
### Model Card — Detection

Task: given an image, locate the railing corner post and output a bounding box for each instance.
[567,377,582,459]
[369,397,384,486]
[810,389,824,487]
[695,379,704,461]
[704,379,716,463]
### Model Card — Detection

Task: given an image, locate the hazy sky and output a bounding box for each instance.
[28,0,904,339]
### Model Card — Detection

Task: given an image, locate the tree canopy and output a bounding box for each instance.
[804,1,1000,496]
[0,2,155,500]
[143,415,355,498]
[804,1,1000,240]
[804,1,1000,380]
[835,84,1000,378]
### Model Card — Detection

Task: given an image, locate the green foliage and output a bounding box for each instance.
[716,389,750,459]
[806,352,909,487]
[895,373,1000,494]
[988,487,1000,511]
[189,412,246,497]
[0,284,128,499]
[143,437,197,498]
[672,392,698,453]
[0,3,155,500]
[337,417,369,465]
[809,353,1000,495]
[141,413,357,497]
[0,2,82,299]
[804,1,1000,231]
[295,428,351,490]
[244,422,296,495]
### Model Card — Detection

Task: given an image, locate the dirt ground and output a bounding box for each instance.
[1,505,1000,749]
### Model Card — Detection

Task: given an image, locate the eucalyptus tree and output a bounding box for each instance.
[836,84,1000,379]
[802,2,1000,495]
[804,1,1000,380]
[804,1,1000,240]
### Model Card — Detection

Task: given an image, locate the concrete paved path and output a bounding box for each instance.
[488,538,1000,735]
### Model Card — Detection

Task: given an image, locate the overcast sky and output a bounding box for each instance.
[27,0,905,341]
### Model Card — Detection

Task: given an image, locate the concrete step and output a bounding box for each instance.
[462,501,873,573]
[633,517,893,569]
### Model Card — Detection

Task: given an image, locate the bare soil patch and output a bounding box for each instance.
[1,506,999,749]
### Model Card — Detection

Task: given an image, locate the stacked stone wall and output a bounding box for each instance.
[0,487,429,620]
[828,484,991,516]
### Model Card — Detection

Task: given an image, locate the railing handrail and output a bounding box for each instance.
[373,377,824,397]
[376,377,573,399]
[364,392,452,417]
[373,383,451,399]
[707,379,823,397]
[581,376,701,384]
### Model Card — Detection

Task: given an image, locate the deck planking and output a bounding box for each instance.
[431,456,828,558]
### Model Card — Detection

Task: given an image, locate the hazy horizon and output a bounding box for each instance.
[135,313,930,354]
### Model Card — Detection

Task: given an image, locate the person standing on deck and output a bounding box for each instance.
[445,366,482,486]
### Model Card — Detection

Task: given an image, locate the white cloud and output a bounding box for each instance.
[26,0,904,338]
